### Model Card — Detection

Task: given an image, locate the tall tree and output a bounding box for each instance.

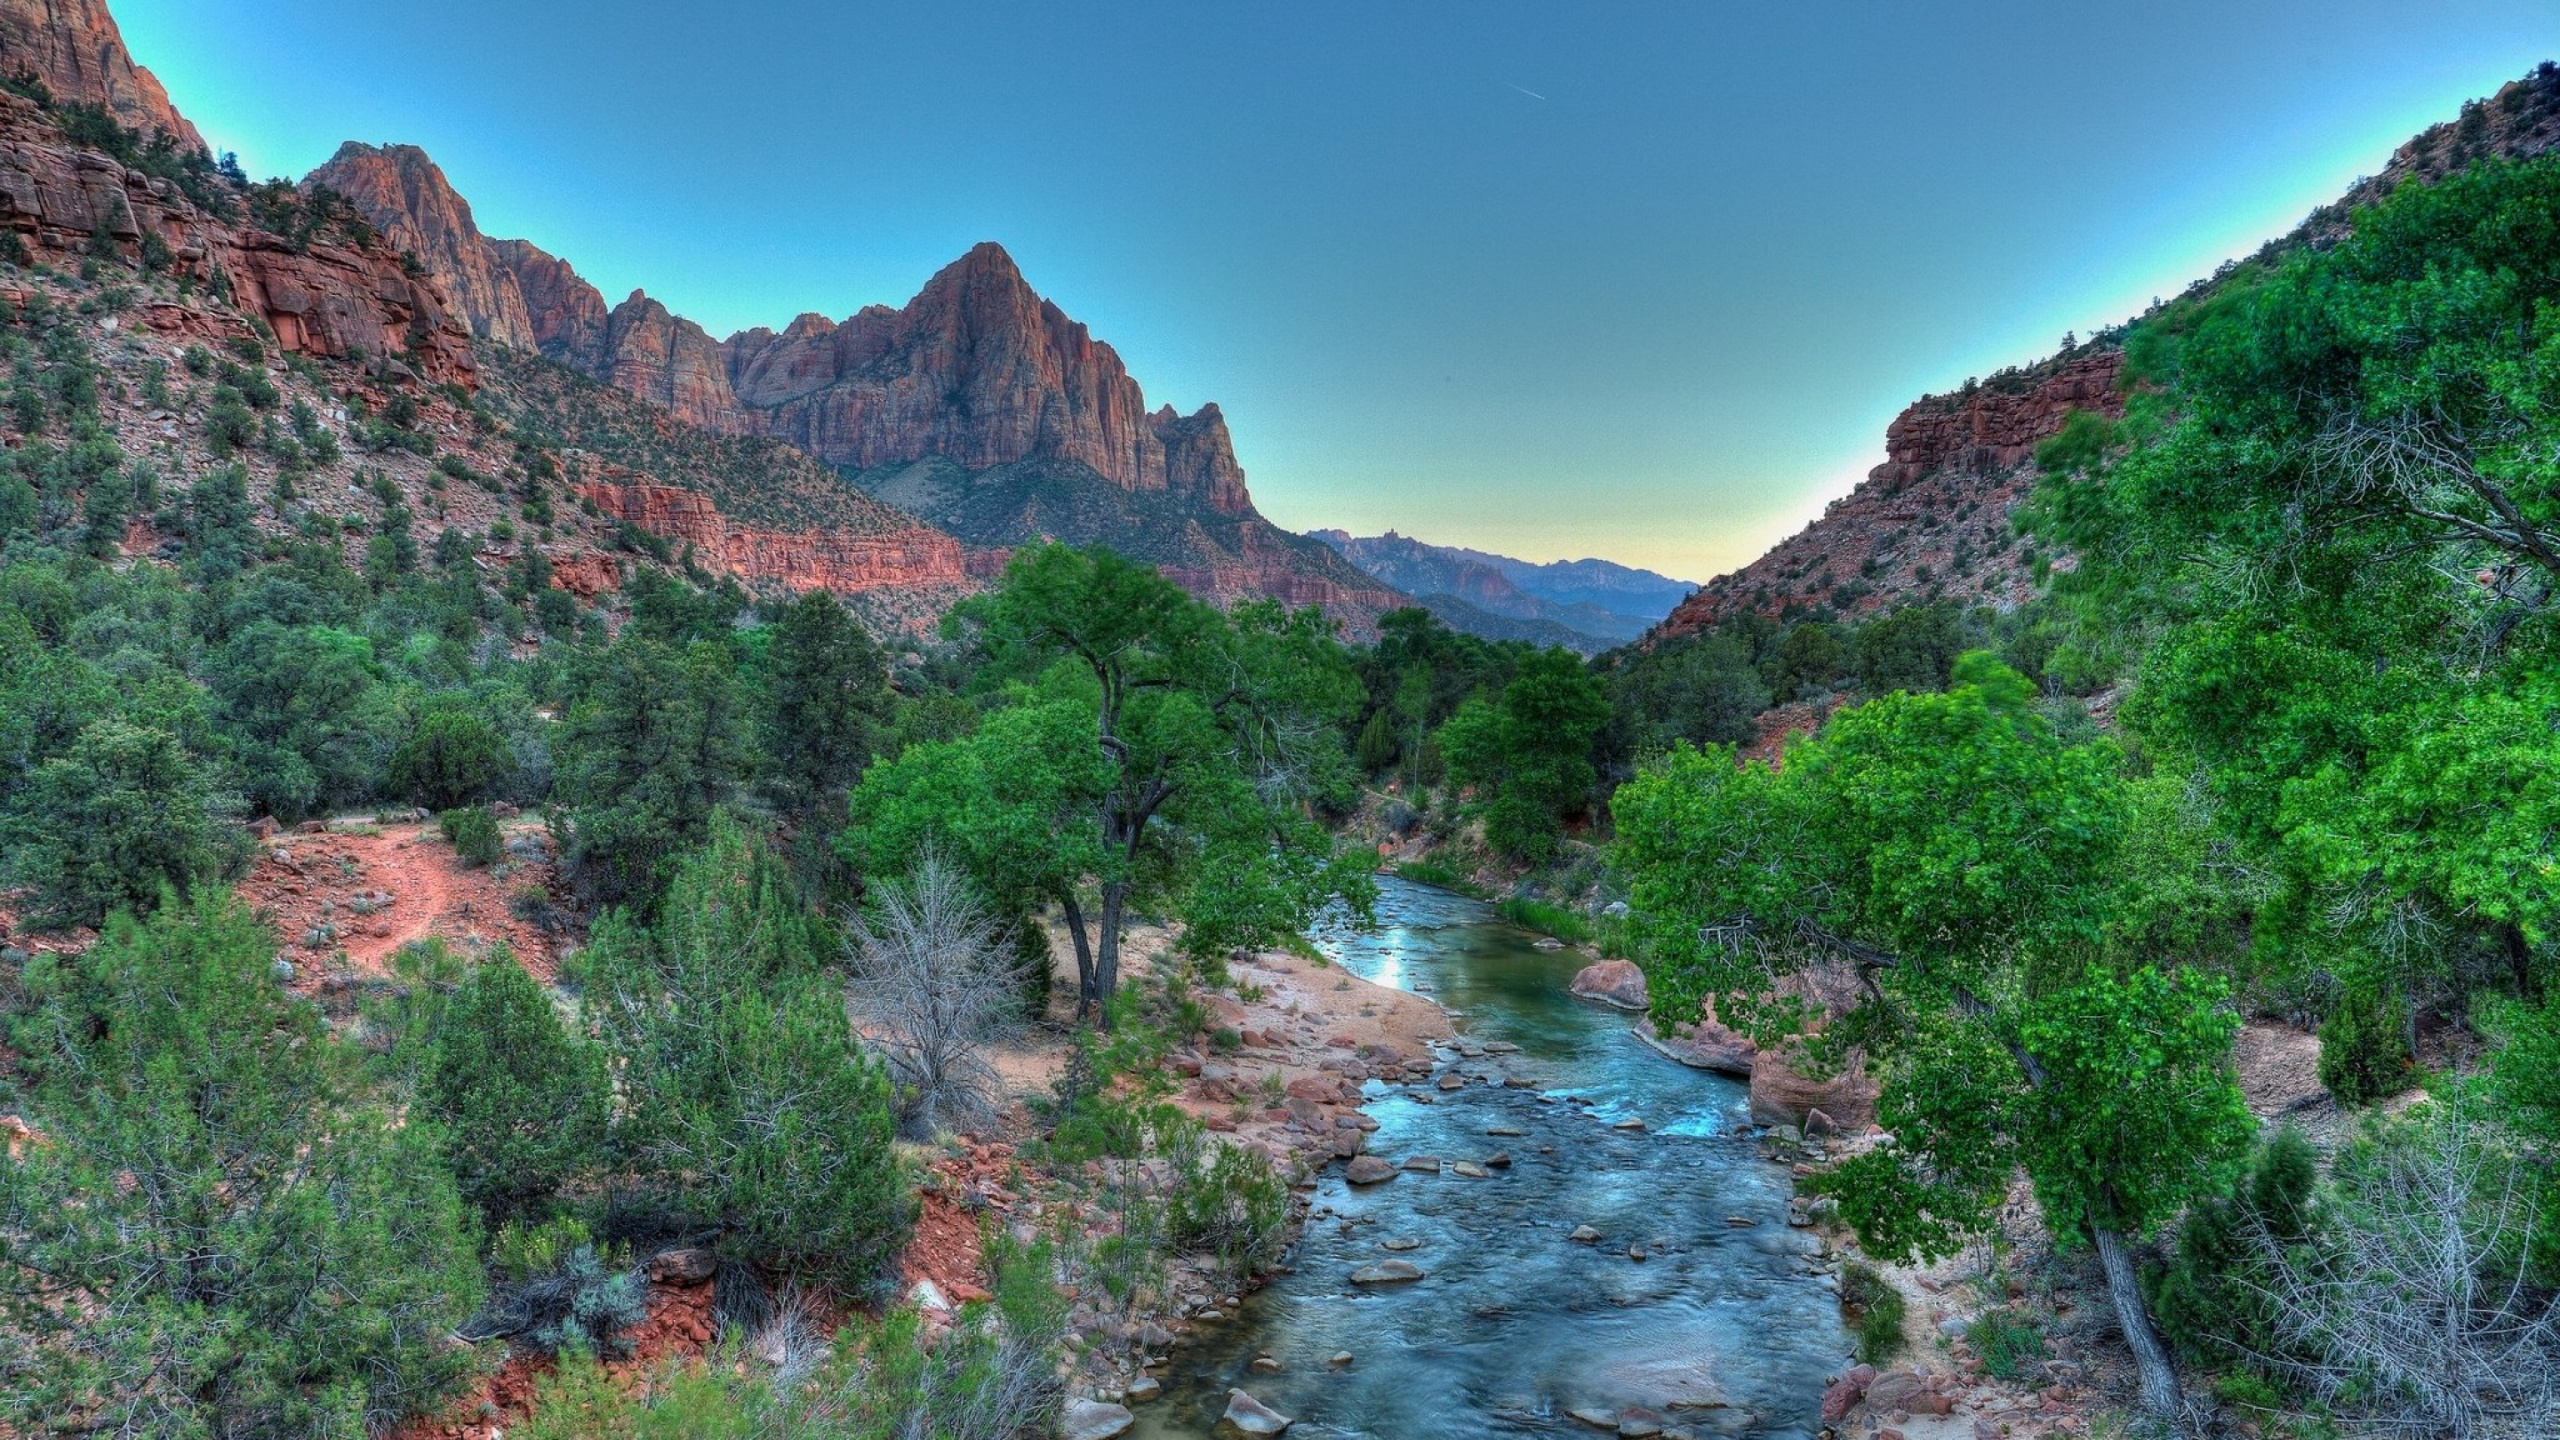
[552,633,742,908]
[1614,655,2254,1419]
[757,589,890,827]
[1439,646,1612,861]
[944,544,1369,1018]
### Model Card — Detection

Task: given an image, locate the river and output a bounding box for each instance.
[1131,877,1851,1439]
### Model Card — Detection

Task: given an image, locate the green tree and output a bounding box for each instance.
[0,892,482,1435]
[757,589,891,826]
[592,819,910,1288]
[1439,646,1612,862]
[424,945,610,1220]
[206,621,402,821]
[391,702,511,811]
[553,633,742,908]
[0,716,235,927]
[947,545,1369,1017]
[1613,655,2253,1418]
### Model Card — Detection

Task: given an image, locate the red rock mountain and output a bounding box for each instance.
[0,0,199,150]
[306,145,1401,630]
[1656,62,2560,643]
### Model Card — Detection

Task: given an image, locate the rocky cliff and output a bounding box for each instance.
[307,146,1398,629]
[1654,349,2121,638]
[306,142,538,348]
[0,88,475,387]
[0,0,198,149]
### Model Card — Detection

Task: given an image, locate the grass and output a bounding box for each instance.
[1496,895,1597,945]
[1391,858,1484,896]
[1970,1306,2049,1381]
[1839,1260,1906,1364]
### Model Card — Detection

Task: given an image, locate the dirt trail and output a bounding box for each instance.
[236,818,566,985]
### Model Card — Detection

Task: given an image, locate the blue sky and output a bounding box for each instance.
[118,2,2554,578]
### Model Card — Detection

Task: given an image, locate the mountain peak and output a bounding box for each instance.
[0,0,201,149]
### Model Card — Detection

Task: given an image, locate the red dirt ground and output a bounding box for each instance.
[234,817,566,986]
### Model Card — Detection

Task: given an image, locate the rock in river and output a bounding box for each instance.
[1218,1387,1294,1437]
[1062,1397,1135,1440]
[1344,1154,1396,1184]
[1348,1259,1427,1284]
[1569,959,1649,1009]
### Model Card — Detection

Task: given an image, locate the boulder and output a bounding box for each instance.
[1746,1046,1880,1131]
[1863,1370,1925,1415]
[1124,1375,1162,1403]
[1344,1154,1396,1185]
[1570,959,1649,1010]
[1348,1259,1426,1284]
[1062,1398,1135,1440]
[645,1247,717,1283]
[1217,1388,1294,1437]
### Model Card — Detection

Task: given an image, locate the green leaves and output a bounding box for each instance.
[424,946,610,1221]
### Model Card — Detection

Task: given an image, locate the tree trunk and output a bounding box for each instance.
[1059,892,1096,1018]
[1095,880,1128,1025]
[2092,1223,2183,1424]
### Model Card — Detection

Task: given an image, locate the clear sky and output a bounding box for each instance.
[117,2,2553,579]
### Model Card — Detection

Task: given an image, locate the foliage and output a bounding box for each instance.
[1970,1308,2050,1382]
[1440,646,1612,861]
[2319,980,2414,1107]
[591,819,911,1290]
[1614,656,2252,1415]
[1839,1260,1906,1364]
[0,893,482,1436]
[0,716,238,927]
[553,632,743,908]
[465,1245,647,1359]
[755,589,890,826]
[394,703,512,810]
[2147,1127,2320,1368]
[440,803,502,866]
[423,946,610,1220]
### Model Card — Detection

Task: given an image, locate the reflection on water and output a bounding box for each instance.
[1131,879,1850,1439]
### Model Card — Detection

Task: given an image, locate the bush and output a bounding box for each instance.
[2320,982,2412,1106]
[0,893,483,1435]
[392,705,510,811]
[1167,1132,1290,1280]
[0,717,237,927]
[423,945,609,1220]
[440,804,502,867]
[1498,894,1596,945]
[1839,1260,1906,1363]
[1969,1307,2049,1381]
[2148,1127,2317,1366]
[465,1244,647,1359]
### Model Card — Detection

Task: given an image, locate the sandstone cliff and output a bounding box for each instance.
[308,145,1402,629]
[0,0,198,149]
[306,142,538,347]
[1655,348,2122,638]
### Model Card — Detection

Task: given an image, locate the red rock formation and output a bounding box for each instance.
[0,0,199,149]
[0,90,474,387]
[1655,349,2124,637]
[578,480,978,595]
[305,143,537,348]
[595,291,745,435]
[489,235,606,365]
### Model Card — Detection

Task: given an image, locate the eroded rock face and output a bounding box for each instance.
[306,143,538,347]
[0,0,200,149]
[1656,349,2122,638]
[0,92,474,388]
[578,481,980,596]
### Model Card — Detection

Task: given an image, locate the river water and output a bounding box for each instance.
[1132,878,1850,1439]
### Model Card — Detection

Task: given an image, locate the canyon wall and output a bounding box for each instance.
[0,0,199,149]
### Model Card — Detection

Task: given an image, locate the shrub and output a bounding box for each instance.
[2147,1127,2318,1366]
[439,804,501,867]
[1498,894,1595,945]
[1839,1260,1906,1363]
[423,946,610,1219]
[1167,1133,1289,1280]
[1969,1307,2048,1381]
[465,1245,647,1359]
[0,893,483,1435]
[393,705,510,811]
[0,717,237,927]
[2319,981,2412,1106]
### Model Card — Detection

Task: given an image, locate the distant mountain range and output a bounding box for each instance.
[1308,530,1695,652]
